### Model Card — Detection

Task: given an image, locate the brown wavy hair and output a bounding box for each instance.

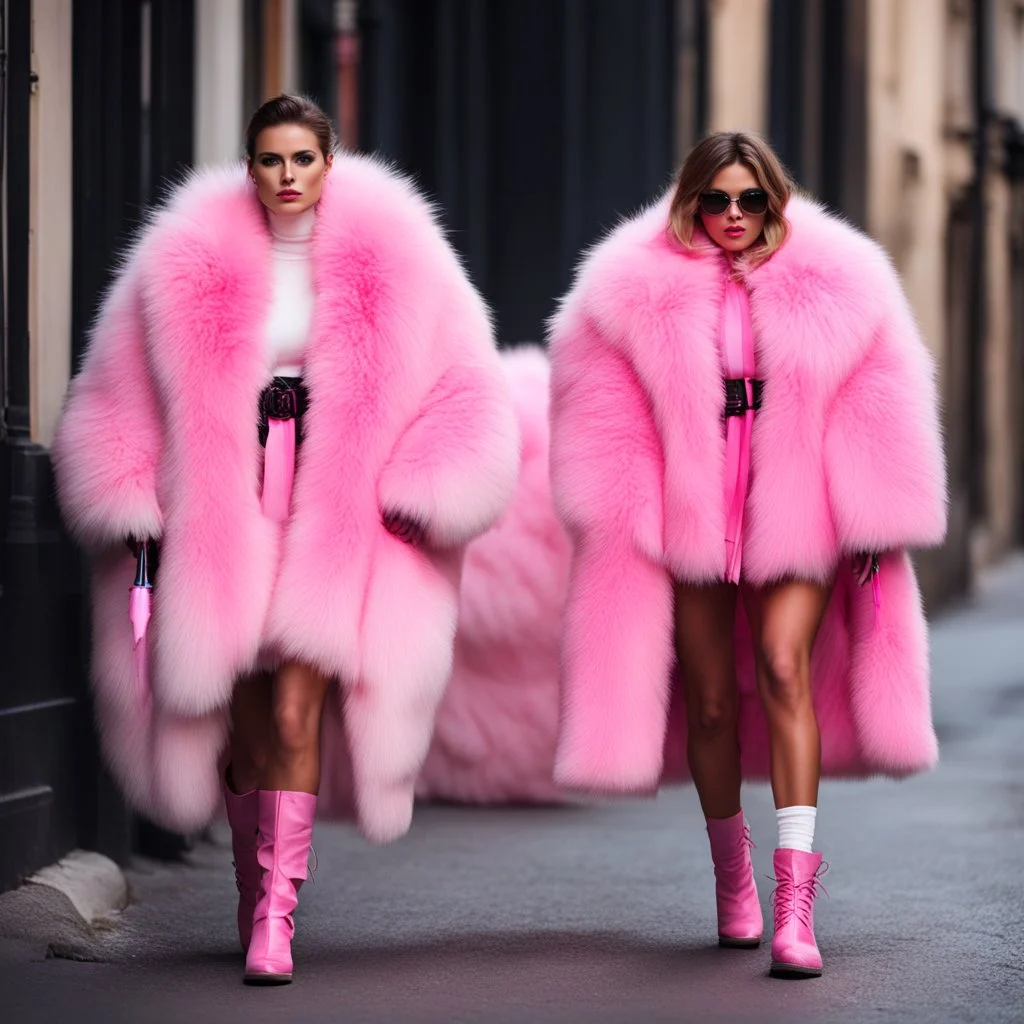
[669,132,793,268]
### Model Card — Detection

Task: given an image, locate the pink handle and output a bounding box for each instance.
[129,585,151,646]
[128,585,152,703]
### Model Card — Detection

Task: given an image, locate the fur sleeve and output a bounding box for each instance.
[50,264,165,547]
[548,307,673,792]
[823,283,947,554]
[376,282,519,549]
[548,307,664,554]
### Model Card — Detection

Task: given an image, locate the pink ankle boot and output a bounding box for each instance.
[706,811,763,947]
[244,790,317,985]
[770,848,828,977]
[223,777,260,953]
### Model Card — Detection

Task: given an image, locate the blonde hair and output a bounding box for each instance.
[669,131,793,268]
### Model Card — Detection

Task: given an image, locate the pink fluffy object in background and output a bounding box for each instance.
[416,346,573,805]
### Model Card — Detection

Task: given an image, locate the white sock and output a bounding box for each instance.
[776,805,817,853]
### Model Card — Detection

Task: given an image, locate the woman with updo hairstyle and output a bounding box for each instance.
[548,131,946,977]
[52,94,518,984]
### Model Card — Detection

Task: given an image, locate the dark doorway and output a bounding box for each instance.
[357,0,677,345]
[768,0,866,227]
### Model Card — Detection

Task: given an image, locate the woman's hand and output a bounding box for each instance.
[382,509,427,547]
[851,552,879,587]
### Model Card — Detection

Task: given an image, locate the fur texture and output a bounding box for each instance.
[51,157,519,842]
[548,194,948,794]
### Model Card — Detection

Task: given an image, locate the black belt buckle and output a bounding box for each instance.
[258,377,308,447]
[265,385,298,421]
[724,378,764,417]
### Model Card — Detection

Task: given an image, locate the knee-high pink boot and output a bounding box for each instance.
[770,848,827,977]
[222,777,260,953]
[706,811,763,947]
[244,790,317,985]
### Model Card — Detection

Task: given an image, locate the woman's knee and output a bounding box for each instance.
[270,695,320,755]
[759,640,812,710]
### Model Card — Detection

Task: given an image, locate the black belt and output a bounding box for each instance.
[258,376,310,447]
[723,378,764,417]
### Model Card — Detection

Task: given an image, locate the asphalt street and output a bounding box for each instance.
[2,557,1023,1024]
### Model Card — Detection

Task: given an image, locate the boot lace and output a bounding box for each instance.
[769,860,829,929]
[721,824,756,867]
[713,823,757,880]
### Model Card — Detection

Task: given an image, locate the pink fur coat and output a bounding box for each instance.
[50,157,518,843]
[548,194,948,794]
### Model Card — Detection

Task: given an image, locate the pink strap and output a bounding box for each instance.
[872,571,882,629]
[721,282,756,584]
[261,417,296,523]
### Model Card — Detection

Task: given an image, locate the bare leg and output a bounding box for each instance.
[227,671,273,794]
[674,581,742,819]
[742,579,832,808]
[262,661,333,794]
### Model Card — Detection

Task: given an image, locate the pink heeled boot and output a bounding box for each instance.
[244,790,317,985]
[223,776,260,953]
[706,811,763,947]
[770,848,828,977]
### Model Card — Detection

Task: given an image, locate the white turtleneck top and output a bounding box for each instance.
[265,206,316,378]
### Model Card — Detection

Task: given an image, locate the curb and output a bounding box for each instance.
[0,850,129,962]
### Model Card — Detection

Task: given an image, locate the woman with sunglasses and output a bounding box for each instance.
[548,131,946,977]
[51,95,517,984]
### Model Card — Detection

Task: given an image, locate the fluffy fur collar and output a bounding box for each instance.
[557,192,908,384]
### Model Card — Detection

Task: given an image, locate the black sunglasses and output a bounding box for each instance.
[699,188,769,217]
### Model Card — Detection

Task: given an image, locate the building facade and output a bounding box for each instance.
[706,0,1024,605]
